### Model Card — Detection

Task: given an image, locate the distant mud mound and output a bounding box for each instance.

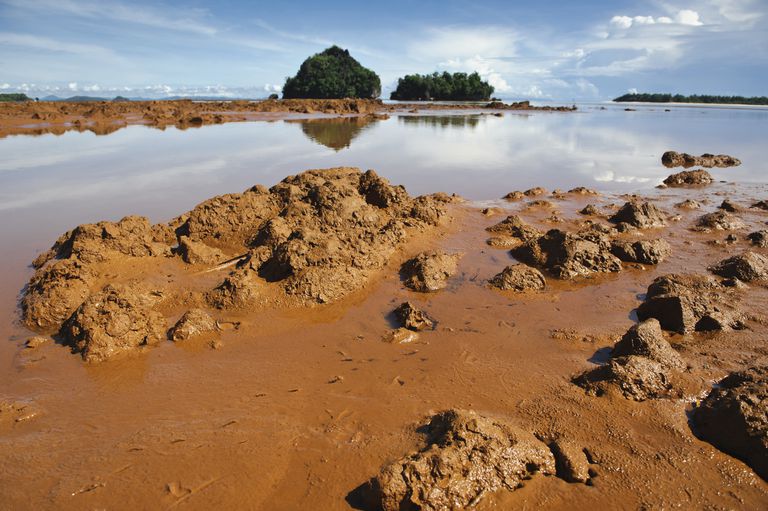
[692,366,768,481]
[372,410,556,510]
[663,169,714,187]
[21,167,451,361]
[662,151,741,169]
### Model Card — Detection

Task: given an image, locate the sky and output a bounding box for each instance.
[0,0,766,100]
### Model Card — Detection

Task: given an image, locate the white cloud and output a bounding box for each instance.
[68,82,78,91]
[628,87,638,94]
[409,26,517,62]
[263,83,282,93]
[0,32,117,58]
[609,10,704,29]
[0,83,10,90]
[676,9,703,26]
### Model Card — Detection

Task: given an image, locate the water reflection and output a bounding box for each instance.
[287,116,381,151]
[398,114,485,129]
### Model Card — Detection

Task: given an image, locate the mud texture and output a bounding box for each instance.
[663,169,714,186]
[401,251,462,292]
[692,366,768,480]
[393,302,434,331]
[372,409,555,510]
[675,199,702,210]
[169,309,218,342]
[511,229,622,279]
[609,201,667,229]
[709,251,768,282]
[661,151,741,168]
[748,230,768,247]
[636,274,745,333]
[610,239,671,265]
[488,264,546,292]
[695,210,747,231]
[22,167,450,361]
[549,440,592,484]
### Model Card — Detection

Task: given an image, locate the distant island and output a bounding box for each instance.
[390,72,494,101]
[614,93,768,106]
[283,46,381,99]
[0,93,30,102]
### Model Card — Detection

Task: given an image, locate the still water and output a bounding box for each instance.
[0,104,766,291]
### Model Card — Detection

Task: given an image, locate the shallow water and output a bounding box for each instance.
[1,104,767,509]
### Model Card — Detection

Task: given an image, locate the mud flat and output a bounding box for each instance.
[0,154,767,510]
[0,98,575,138]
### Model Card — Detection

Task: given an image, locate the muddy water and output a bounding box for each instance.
[1,107,768,509]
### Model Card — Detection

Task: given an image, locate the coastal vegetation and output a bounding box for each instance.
[390,72,494,101]
[282,46,381,99]
[614,93,768,105]
[0,93,30,102]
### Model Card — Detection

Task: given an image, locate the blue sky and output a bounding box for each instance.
[0,0,766,100]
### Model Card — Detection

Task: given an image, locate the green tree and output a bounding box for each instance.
[390,72,494,101]
[282,46,381,99]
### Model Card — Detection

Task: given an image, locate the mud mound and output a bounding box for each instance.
[610,239,671,265]
[22,260,94,331]
[663,169,713,187]
[62,285,166,362]
[636,274,745,333]
[567,186,598,196]
[752,200,768,211]
[747,230,768,248]
[401,251,462,292]
[709,252,768,282]
[394,302,434,331]
[575,319,684,401]
[549,440,591,483]
[485,215,542,246]
[502,191,524,200]
[511,229,622,279]
[372,409,555,510]
[609,201,667,229]
[695,211,746,231]
[718,199,741,213]
[662,151,741,168]
[524,187,547,197]
[579,204,600,216]
[489,264,546,292]
[675,199,701,210]
[692,366,768,480]
[169,309,218,341]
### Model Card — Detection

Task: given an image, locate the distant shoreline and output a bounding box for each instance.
[613,93,768,106]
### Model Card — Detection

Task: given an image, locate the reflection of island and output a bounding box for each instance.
[397,115,485,129]
[288,115,385,151]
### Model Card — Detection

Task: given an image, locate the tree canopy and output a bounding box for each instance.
[390,72,495,101]
[0,93,30,102]
[614,93,768,106]
[282,46,381,99]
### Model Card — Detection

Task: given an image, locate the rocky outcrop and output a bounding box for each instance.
[636,274,745,333]
[709,252,768,282]
[662,151,741,168]
[692,366,767,480]
[372,410,556,511]
[512,229,622,279]
[663,169,713,186]
[401,251,462,292]
[574,319,684,401]
[393,302,434,331]
[609,201,667,229]
[489,264,546,291]
[610,239,671,265]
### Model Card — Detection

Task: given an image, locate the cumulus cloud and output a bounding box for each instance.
[263,83,282,93]
[610,10,703,29]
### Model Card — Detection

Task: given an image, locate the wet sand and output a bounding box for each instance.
[1,159,767,509]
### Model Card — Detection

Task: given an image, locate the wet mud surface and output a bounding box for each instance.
[1,156,768,509]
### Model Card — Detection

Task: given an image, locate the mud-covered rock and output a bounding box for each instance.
[637,274,745,333]
[752,200,768,211]
[394,302,434,331]
[208,266,261,309]
[177,236,227,265]
[373,409,555,511]
[675,199,701,210]
[485,215,542,247]
[401,251,462,292]
[610,239,671,265]
[502,191,524,201]
[692,366,767,480]
[719,199,741,213]
[382,328,420,344]
[662,151,741,169]
[21,259,94,332]
[609,201,667,229]
[695,211,746,231]
[512,229,622,279]
[62,285,166,362]
[575,355,674,401]
[568,187,598,196]
[524,187,547,197]
[550,440,591,483]
[489,264,546,292]
[169,308,218,341]
[663,169,713,186]
[709,252,768,282]
[579,204,600,216]
[747,230,768,248]
[611,319,684,370]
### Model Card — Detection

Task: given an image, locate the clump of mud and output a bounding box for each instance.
[692,366,767,480]
[709,252,768,282]
[695,211,746,231]
[609,201,667,229]
[610,239,671,265]
[663,169,714,187]
[22,167,452,361]
[747,230,768,248]
[372,409,556,510]
[393,302,434,331]
[574,319,685,401]
[661,151,741,169]
[169,309,218,341]
[401,251,462,292]
[489,264,546,292]
[637,274,746,333]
